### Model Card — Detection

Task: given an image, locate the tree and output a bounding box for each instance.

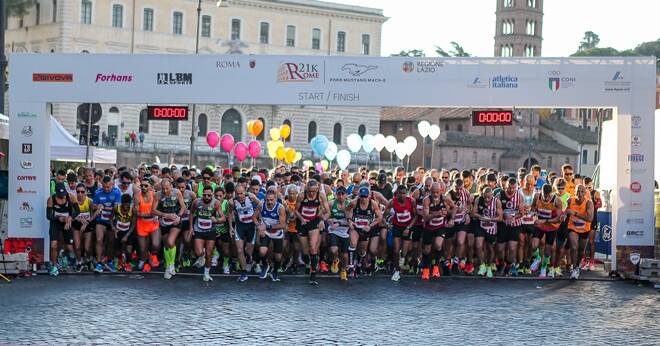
[633,39,660,66]
[6,0,38,17]
[391,49,425,57]
[435,42,471,57]
[571,47,620,57]
[578,31,600,51]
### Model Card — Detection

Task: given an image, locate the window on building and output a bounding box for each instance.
[112,4,123,28]
[312,28,321,50]
[201,15,211,37]
[286,25,296,47]
[391,123,397,133]
[504,0,513,7]
[337,31,346,53]
[445,124,449,131]
[109,106,119,113]
[173,12,183,35]
[492,152,497,164]
[358,124,366,137]
[452,150,458,163]
[502,20,514,35]
[53,0,57,22]
[283,119,292,142]
[527,0,536,8]
[168,120,179,135]
[143,8,153,31]
[501,44,513,57]
[231,18,241,40]
[333,123,342,145]
[582,150,588,164]
[139,109,149,134]
[547,156,552,168]
[425,137,431,144]
[256,117,266,140]
[221,109,242,142]
[362,34,370,55]
[425,156,431,168]
[35,2,40,25]
[308,121,317,142]
[524,45,535,57]
[594,150,598,164]
[472,151,477,164]
[526,20,536,36]
[260,22,269,44]
[81,0,92,24]
[457,124,463,132]
[197,113,208,137]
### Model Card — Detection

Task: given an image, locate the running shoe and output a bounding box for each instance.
[530,257,542,272]
[270,272,281,282]
[547,266,555,278]
[508,263,518,277]
[319,261,329,273]
[123,263,133,272]
[555,267,564,277]
[421,268,430,280]
[340,270,348,281]
[252,263,260,274]
[432,265,441,278]
[486,265,493,278]
[458,258,467,271]
[259,264,271,279]
[238,272,249,282]
[574,267,580,279]
[579,259,589,270]
[203,273,213,282]
[150,254,160,268]
[391,270,401,282]
[375,258,385,272]
[539,267,547,278]
[399,257,406,269]
[211,254,219,267]
[222,264,231,274]
[75,262,85,273]
[106,261,117,273]
[465,262,475,275]
[477,263,487,276]
[94,263,104,273]
[193,256,206,268]
[309,272,318,286]
[182,257,191,268]
[49,265,59,277]
[142,263,152,273]
[164,264,175,279]
[137,260,145,271]
[330,259,340,274]
[589,259,596,271]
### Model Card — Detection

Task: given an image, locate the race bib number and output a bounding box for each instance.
[429,217,444,227]
[301,206,318,219]
[453,212,465,223]
[354,217,370,228]
[54,211,69,218]
[571,217,586,230]
[481,221,497,235]
[161,216,176,226]
[116,221,131,231]
[197,219,213,230]
[396,210,412,224]
[100,209,112,221]
[521,214,535,225]
[239,213,253,223]
[78,212,90,221]
[538,208,552,219]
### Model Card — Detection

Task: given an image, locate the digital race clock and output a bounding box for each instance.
[471,110,513,126]
[147,105,189,121]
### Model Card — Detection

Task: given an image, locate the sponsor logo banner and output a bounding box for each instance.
[277,62,320,83]
[628,154,644,162]
[156,73,192,85]
[547,71,575,91]
[631,136,641,146]
[468,75,518,89]
[216,60,241,69]
[21,143,32,154]
[629,181,642,193]
[21,126,33,137]
[32,73,73,82]
[625,218,644,225]
[631,115,642,129]
[20,160,33,169]
[329,63,385,83]
[249,60,256,69]
[16,175,37,181]
[19,202,34,212]
[604,71,631,93]
[19,218,33,228]
[16,186,37,194]
[95,74,133,83]
[18,112,37,118]
[402,60,443,74]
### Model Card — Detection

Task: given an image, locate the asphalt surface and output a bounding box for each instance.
[0,272,658,345]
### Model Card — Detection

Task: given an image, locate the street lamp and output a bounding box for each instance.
[189,0,229,166]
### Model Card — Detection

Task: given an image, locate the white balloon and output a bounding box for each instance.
[417,120,431,138]
[324,142,338,161]
[346,133,362,153]
[384,135,397,153]
[429,124,441,140]
[395,142,408,160]
[362,134,375,153]
[373,134,386,152]
[404,136,417,156]
[336,150,352,170]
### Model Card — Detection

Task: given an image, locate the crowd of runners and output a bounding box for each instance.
[46,162,600,284]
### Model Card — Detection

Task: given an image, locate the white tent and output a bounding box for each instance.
[50,115,116,164]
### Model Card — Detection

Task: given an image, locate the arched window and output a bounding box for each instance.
[358,124,366,137]
[256,117,265,140]
[333,123,342,145]
[457,124,463,132]
[168,120,178,135]
[283,119,292,142]
[221,108,242,142]
[308,121,317,142]
[109,106,119,113]
[139,108,149,133]
[197,113,208,137]
[452,150,458,163]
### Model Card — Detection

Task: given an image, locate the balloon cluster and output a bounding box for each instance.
[267,123,300,164]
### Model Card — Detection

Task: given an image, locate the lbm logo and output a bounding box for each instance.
[612,71,623,81]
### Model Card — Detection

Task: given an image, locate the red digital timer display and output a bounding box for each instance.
[147,106,189,121]
[471,110,513,126]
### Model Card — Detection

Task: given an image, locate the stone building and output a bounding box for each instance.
[5,0,386,166]
[494,0,543,57]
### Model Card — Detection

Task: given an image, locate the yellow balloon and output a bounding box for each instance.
[321,159,329,171]
[274,140,284,149]
[276,146,286,160]
[267,140,278,159]
[285,148,296,163]
[246,120,254,136]
[280,124,291,139]
[294,152,302,162]
[269,128,281,141]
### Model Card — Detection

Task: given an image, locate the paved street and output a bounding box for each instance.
[0,274,658,345]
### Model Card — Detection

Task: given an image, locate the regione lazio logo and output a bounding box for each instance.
[277,62,320,82]
[402,61,415,73]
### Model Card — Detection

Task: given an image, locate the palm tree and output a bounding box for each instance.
[435,42,471,57]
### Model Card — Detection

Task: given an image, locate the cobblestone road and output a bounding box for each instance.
[1,274,658,345]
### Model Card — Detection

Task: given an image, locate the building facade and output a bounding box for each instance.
[5,0,386,166]
[494,0,543,57]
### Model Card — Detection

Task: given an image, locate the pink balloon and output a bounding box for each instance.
[206,131,219,149]
[248,140,261,159]
[234,142,248,162]
[220,134,235,153]
[315,162,323,173]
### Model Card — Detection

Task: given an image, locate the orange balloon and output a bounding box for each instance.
[252,119,264,137]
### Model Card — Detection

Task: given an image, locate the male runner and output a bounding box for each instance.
[473,187,502,278]
[295,180,330,285]
[255,189,287,282]
[387,185,416,281]
[190,185,223,281]
[421,182,455,280]
[92,176,122,273]
[152,178,186,279]
[565,184,594,280]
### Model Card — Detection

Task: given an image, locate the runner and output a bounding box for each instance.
[135,177,160,272]
[387,184,416,281]
[583,177,601,271]
[472,187,502,278]
[295,180,330,285]
[152,178,186,279]
[46,182,78,276]
[112,194,136,272]
[255,189,287,282]
[447,178,473,274]
[176,177,196,269]
[283,184,301,273]
[347,186,383,278]
[496,177,524,276]
[565,184,594,280]
[213,186,232,274]
[519,174,537,275]
[229,185,261,282]
[92,175,122,273]
[408,176,432,273]
[529,183,563,278]
[72,183,93,272]
[328,186,351,281]
[190,185,223,282]
[421,182,455,280]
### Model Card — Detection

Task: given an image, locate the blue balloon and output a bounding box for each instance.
[311,135,329,156]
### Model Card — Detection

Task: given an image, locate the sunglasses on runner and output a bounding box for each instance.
[76,190,86,194]
[203,193,213,197]
[203,176,211,180]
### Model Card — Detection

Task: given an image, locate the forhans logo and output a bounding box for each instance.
[95,74,133,83]
[156,73,192,85]
[277,62,320,82]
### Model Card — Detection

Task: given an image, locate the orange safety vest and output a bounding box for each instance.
[535,194,560,232]
[567,197,591,233]
[136,190,159,234]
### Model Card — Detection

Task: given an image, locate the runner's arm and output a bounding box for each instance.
[319,192,330,221]
[371,200,383,228]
